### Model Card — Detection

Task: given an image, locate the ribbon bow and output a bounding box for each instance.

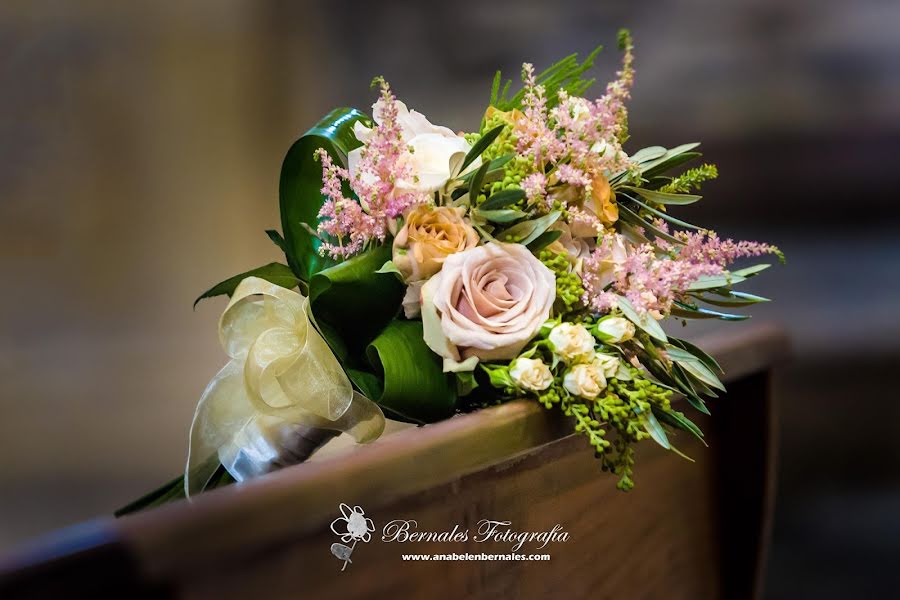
[185,277,385,495]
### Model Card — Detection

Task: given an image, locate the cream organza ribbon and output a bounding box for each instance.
[185,277,385,496]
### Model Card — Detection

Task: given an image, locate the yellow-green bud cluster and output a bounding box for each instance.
[539,250,586,317]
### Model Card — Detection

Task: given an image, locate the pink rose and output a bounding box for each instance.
[421,243,556,372]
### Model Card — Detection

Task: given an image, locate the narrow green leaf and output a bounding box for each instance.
[265,229,287,252]
[527,229,563,252]
[194,263,300,308]
[668,336,723,374]
[476,208,529,223]
[687,273,748,291]
[652,406,705,443]
[630,146,668,163]
[458,154,514,184]
[642,410,671,450]
[468,160,491,201]
[481,188,526,210]
[622,193,701,230]
[676,356,726,392]
[617,204,683,245]
[497,211,561,245]
[731,264,771,278]
[692,290,770,307]
[620,186,702,205]
[461,125,504,172]
[616,295,667,343]
[672,301,750,321]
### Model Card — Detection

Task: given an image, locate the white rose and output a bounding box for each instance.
[563,363,606,399]
[509,357,553,392]
[349,98,478,194]
[592,352,620,379]
[548,323,595,363]
[421,243,556,372]
[594,316,635,344]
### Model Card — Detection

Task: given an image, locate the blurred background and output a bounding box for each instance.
[1,1,898,597]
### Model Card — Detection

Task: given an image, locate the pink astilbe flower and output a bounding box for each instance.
[581,223,780,317]
[521,172,548,206]
[315,79,429,259]
[515,64,566,168]
[598,31,635,142]
[315,149,379,259]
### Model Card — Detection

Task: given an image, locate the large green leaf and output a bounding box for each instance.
[194,263,300,308]
[279,107,370,282]
[365,320,457,423]
[309,244,404,361]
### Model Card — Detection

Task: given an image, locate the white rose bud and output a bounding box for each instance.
[509,357,553,392]
[563,363,606,399]
[592,352,620,379]
[549,323,595,363]
[594,316,636,344]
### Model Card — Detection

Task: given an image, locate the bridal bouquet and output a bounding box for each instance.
[119,31,781,515]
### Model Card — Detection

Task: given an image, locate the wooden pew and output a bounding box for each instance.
[0,324,788,599]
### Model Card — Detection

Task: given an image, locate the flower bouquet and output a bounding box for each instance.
[118,31,781,515]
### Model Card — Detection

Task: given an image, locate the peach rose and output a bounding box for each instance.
[392,205,479,282]
[421,243,556,372]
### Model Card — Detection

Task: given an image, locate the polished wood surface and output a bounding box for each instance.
[0,323,788,599]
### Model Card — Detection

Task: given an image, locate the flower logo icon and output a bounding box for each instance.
[330,503,374,570]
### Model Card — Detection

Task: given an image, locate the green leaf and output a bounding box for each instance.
[731,264,771,278]
[673,354,726,392]
[642,410,671,450]
[481,188,526,210]
[462,125,504,172]
[622,193,701,230]
[468,160,491,201]
[456,371,479,397]
[639,143,701,176]
[496,211,561,245]
[617,204,682,245]
[457,154,514,185]
[652,406,705,444]
[194,263,300,308]
[630,146,668,163]
[616,295,667,343]
[475,208,529,223]
[672,301,750,321]
[687,273,748,291]
[365,320,457,423]
[527,229,563,252]
[620,186,701,205]
[114,457,234,517]
[279,107,370,282]
[375,260,404,277]
[668,336,723,374]
[309,245,404,360]
[692,290,770,307]
[266,229,287,252]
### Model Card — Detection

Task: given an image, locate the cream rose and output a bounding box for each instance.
[563,363,606,399]
[547,222,594,263]
[349,99,477,194]
[594,316,636,344]
[509,357,553,392]
[592,352,621,379]
[548,323,595,363]
[392,205,479,282]
[421,243,556,372]
[591,234,628,289]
